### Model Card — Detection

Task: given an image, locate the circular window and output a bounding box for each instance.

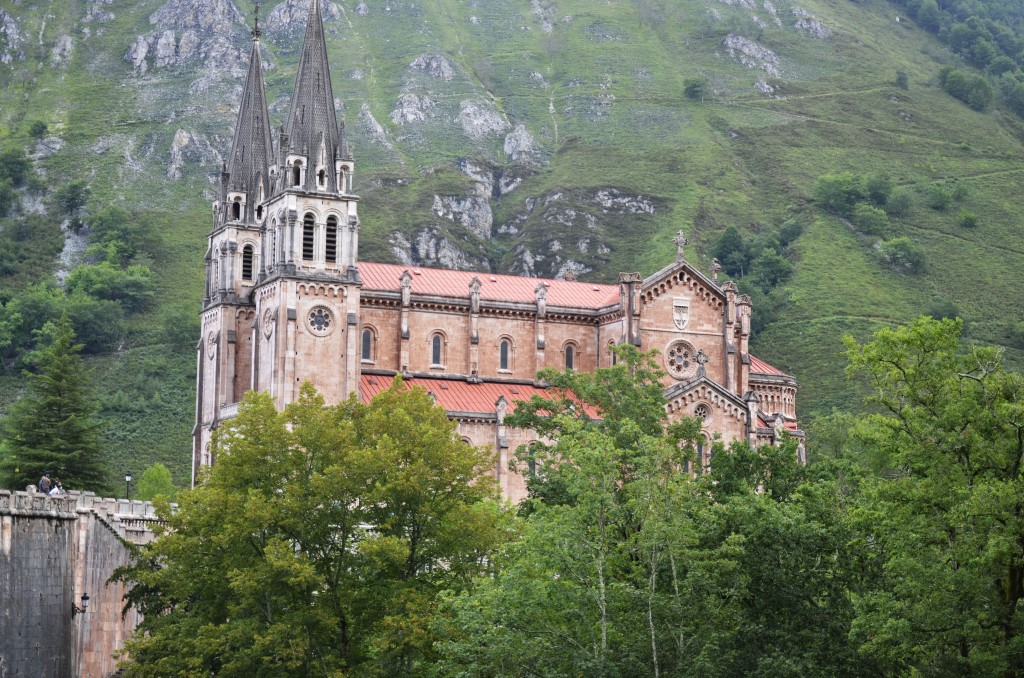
[665,340,698,380]
[306,306,334,336]
[694,403,712,424]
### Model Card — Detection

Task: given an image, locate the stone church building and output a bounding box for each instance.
[194,0,803,500]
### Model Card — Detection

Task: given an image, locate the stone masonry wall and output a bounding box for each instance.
[0,491,160,678]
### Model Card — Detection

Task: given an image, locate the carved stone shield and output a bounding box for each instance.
[673,299,689,331]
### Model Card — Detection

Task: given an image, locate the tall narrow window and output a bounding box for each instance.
[241,244,254,282]
[325,216,338,264]
[565,345,575,371]
[318,169,326,187]
[292,162,302,187]
[499,339,510,371]
[302,214,315,261]
[608,341,617,366]
[361,329,373,361]
[339,170,347,193]
[256,205,264,221]
[432,334,443,366]
[232,199,241,221]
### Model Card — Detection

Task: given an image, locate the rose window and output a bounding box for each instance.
[665,341,698,380]
[307,307,333,335]
[694,403,711,424]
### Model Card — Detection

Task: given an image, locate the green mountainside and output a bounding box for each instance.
[1,0,1023,487]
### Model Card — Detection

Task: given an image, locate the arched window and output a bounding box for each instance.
[361,328,374,362]
[499,338,511,371]
[325,216,338,264]
[608,340,617,366]
[318,169,326,187]
[339,170,347,193]
[241,244,254,282]
[564,344,576,371]
[232,199,241,221]
[292,162,302,187]
[431,333,444,366]
[302,214,315,261]
[256,204,264,221]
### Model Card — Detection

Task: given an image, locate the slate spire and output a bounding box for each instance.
[282,0,346,192]
[225,3,273,219]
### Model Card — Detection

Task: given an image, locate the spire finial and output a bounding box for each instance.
[252,1,262,40]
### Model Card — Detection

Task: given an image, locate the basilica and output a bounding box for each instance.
[194,0,804,501]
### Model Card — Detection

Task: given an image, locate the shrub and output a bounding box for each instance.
[939,67,994,111]
[0,148,30,187]
[713,225,749,277]
[895,70,909,89]
[1006,322,1024,349]
[925,299,962,321]
[853,202,889,235]
[54,181,90,215]
[777,218,804,247]
[886,187,913,217]
[865,172,893,205]
[926,185,952,211]
[879,237,926,274]
[748,250,793,293]
[813,172,864,216]
[958,212,978,228]
[28,121,48,140]
[683,77,710,102]
[65,261,156,313]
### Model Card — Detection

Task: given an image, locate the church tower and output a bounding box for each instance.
[249,0,362,411]
[194,10,273,480]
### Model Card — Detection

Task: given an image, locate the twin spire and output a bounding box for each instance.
[222,0,349,225]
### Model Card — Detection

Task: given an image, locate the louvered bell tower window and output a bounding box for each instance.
[302,214,315,261]
[325,216,338,264]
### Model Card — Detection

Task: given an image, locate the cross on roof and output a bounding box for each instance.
[673,231,687,262]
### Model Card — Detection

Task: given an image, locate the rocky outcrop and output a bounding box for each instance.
[125,0,251,76]
[0,10,23,65]
[51,35,73,67]
[723,34,780,78]
[433,195,493,239]
[391,94,436,125]
[264,0,341,37]
[360,103,396,152]
[410,54,455,81]
[167,129,221,180]
[504,125,544,164]
[390,229,479,270]
[456,100,510,140]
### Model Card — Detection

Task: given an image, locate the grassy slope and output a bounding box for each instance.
[0,0,1022,487]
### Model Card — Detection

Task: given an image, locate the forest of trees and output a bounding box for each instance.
[112,318,1024,676]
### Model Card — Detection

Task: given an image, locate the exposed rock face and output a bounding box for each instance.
[795,17,832,38]
[723,34,780,78]
[504,125,543,164]
[360,103,396,152]
[264,0,341,37]
[390,229,477,270]
[390,94,436,125]
[0,11,23,65]
[410,54,455,80]
[167,129,221,180]
[433,195,493,239]
[530,0,555,33]
[150,0,245,33]
[126,0,252,77]
[594,189,655,214]
[51,35,73,67]
[456,100,510,140]
[83,0,115,24]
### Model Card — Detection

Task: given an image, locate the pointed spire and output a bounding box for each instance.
[224,5,272,223]
[281,0,342,192]
[252,1,262,40]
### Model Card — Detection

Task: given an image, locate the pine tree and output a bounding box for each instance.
[0,313,107,492]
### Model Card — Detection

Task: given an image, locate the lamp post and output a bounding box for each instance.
[125,472,132,501]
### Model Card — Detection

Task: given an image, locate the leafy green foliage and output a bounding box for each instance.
[939,67,995,111]
[0,314,107,492]
[53,180,90,216]
[926,184,952,211]
[683,76,710,102]
[86,205,158,264]
[844,318,1024,675]
[712,224,749,277]
[0,148,31,188]
[114,382,507,676]
[438,347,860,675]
[879,236,926,274]
[137,463,176,502]
[748,249,793,293]
[28,121,48,140]
[885,187,913,217]
[894,70,909,89]
[813,172,865,216]
[852,202,889,235]
[959,210,978,228]
[65,260,156,313]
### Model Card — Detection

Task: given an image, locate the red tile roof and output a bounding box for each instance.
[360,374,600,417]
[358,262,620,309]
[750,355,787,376]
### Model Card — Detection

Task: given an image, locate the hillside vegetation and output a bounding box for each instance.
[0,0,1023,485]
